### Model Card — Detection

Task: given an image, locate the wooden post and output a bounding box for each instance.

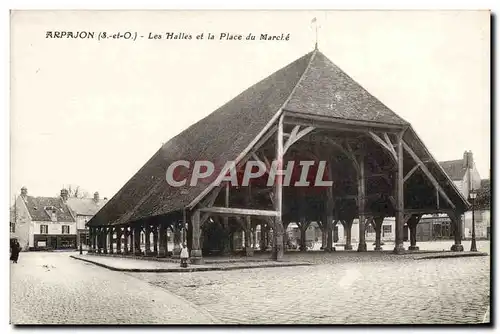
[116,227,122,254]
[144,224,151,256]
[343,219,354,250]
[123,226,129,254]
[102,227,108,254]
[357,154,367,252]
[222,183,231,255]
[394,131,405,254]
[407,215,420,251]
[325,174,334,252]
[158,223,167,257]
[190,209,203,264]
[260,223,267,251]
[373,217,384,251]
[153,224,159,256]
[449,211,464,251]
[172,222,182,258]
[272,115,285,261]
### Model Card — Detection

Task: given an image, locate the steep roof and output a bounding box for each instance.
[66,197,108,216]
[22,196,75,222]
[88,49,466,227]
[439,159,467,181]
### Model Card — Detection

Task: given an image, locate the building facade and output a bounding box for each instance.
[13,187,76,250]
[66,192,108,248]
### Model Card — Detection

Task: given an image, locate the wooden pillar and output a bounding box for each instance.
[102,227,108,254]
[282,222,290,251]
[320,223,326,249]
[252,225,257,249]
[123,226,129,254]
[153,224,159,256]
[343,219,354,250]
[88,228,94,253]
[325,164,335,252]
[190,210,203,264]
[134,226,142,255]
[109,226,115,254]
[116,227,122,254]
[407,215,421,251]
[449,211,464,251]
[172,222,182,258]
[394,131,405,254]
[373,217,384,251]
[357,154,367,252]
[144,224,151,256]
[260,223,267,251]
[158,223,167,257]
[245,218,254,256]
[271,115,285,261]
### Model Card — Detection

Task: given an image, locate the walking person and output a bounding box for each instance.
[10,240,21,264]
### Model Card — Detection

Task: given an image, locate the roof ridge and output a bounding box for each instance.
[186,50,317,210]
[277,49,318,112]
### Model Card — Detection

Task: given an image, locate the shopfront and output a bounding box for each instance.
[33,234,77,250]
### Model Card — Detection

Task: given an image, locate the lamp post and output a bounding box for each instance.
[469,191,477,252]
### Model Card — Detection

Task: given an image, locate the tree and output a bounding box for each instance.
[475,179,490,210]
[59,185,90,199]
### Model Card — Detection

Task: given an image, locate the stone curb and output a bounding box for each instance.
[70,255,312,273]
[414,252,489,260]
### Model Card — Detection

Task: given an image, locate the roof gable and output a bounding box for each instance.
[285,52,408,125]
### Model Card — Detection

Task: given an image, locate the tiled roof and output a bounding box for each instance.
[66,197,108,216]
[88,49,467,227]
[439,159,467,181]
[22,196,75,222]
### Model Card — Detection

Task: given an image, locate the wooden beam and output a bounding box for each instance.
[403,164,420,183]
[383,133,397,157]
[283,110,405,131]
[368,131,397,163]
[403,141,456,209]
[199,206,280,217]
[344,141,361,173]
[283,125,315,154]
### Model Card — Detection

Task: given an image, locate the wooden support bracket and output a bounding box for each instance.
[403,141,455,209]
[368,131,398,164]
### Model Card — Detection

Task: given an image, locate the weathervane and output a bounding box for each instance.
[311,17,319,50]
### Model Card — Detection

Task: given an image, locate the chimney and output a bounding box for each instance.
[60,188,69,202]
[104,197,108,201]
[20,186,27,198]
[94,192,100,202]
[463,151,468,168]
[467,151,474,169]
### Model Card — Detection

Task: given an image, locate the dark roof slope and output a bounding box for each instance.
[285,52,407,125]
[22,196,75,222]
[88,49,467,227]
[89,51,315,226]
[439,159,467,181]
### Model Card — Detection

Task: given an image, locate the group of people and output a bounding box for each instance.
[10,239,21,263]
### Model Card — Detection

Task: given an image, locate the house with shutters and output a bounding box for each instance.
[12,187,77,250]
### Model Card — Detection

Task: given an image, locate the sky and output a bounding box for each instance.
[10,10,490,201]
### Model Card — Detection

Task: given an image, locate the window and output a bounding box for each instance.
[62,225,70,234]
[10,222,15,233]
[40,225,48,234]
[383,225,392,234]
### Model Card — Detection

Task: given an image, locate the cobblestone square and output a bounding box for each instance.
[10,241,490,325]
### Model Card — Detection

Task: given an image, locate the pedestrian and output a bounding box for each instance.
[180,243,189,268]
[10,240,21,264]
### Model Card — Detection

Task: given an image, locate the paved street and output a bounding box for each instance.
[10,241,490,325]
[9,251,217,324]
